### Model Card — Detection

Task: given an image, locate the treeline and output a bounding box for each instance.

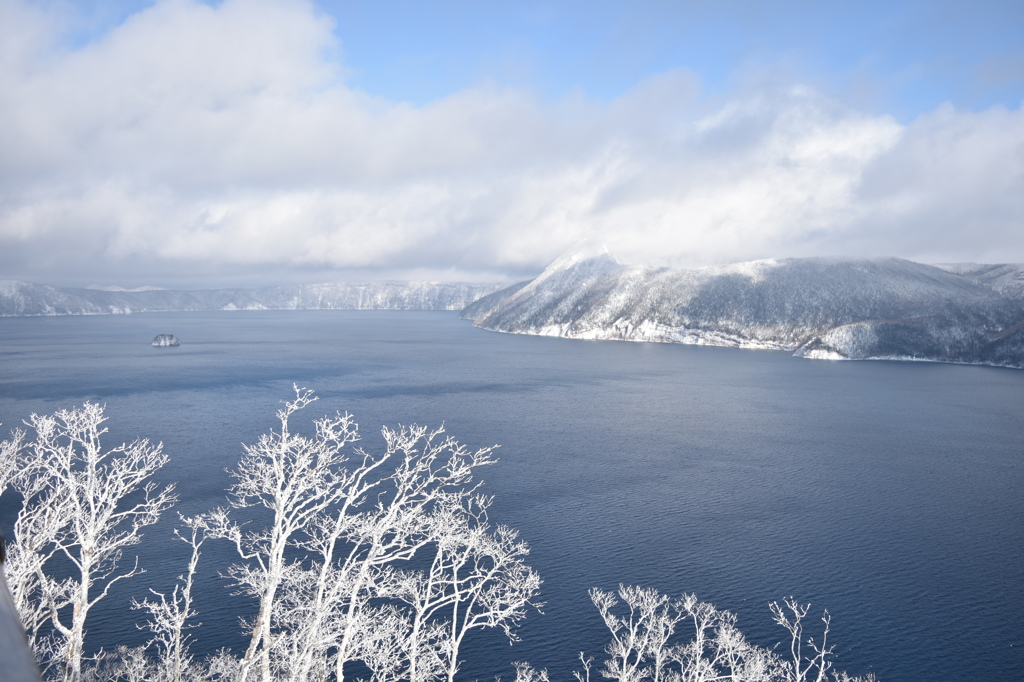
[0,390,874,682]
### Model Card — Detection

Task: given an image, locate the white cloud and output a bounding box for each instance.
[1,0,1022,287]
[851,103,1024,262]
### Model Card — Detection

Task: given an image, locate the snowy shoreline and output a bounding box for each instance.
[473,322,1024,370]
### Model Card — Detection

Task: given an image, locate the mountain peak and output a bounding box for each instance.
[544,244,618,273]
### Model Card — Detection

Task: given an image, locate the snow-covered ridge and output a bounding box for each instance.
[461,252,1024,369]
[934,262,1024,296]
[0,280,506,317]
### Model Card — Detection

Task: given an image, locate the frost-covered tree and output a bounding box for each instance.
[384,495,541,682]
[515,586,875,682]
[128,518,207,682]
[0,424,23,492]
[2,398,874,682]
[199,388,361,682]
[1,403,177,682]
[201,386,541,682]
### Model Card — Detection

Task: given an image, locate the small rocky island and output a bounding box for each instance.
[151,334,180,347]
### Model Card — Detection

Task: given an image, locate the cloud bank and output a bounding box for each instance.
[1,0,1022,287]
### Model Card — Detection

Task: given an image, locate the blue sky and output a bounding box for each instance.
[1,0,1023,287]
[345,0,1023,119]
[64,0,1024,116]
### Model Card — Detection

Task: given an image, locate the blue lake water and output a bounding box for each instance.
[0,310,1022,681]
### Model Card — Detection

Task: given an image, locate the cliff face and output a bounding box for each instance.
[460,252,1024,369]
[0,280,506,317]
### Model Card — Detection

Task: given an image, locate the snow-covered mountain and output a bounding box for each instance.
[461,251,1024,369]
[0,280,505,317]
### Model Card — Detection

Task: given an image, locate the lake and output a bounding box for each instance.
[1,310,1022,681]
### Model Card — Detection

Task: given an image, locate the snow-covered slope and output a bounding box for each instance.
[0,281,112,316]
[461,253,1024,368]
[934,263,1024,297]
[0,280,505,317]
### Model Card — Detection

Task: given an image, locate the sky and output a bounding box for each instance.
[1,0,1022,288]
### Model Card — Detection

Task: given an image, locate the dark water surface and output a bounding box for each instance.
[1,311,1021,681]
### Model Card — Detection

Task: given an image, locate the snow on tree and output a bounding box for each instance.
[1,403,176,682]
[198,386,542,682]
[0,394,874,682]
[515,586,875,682]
